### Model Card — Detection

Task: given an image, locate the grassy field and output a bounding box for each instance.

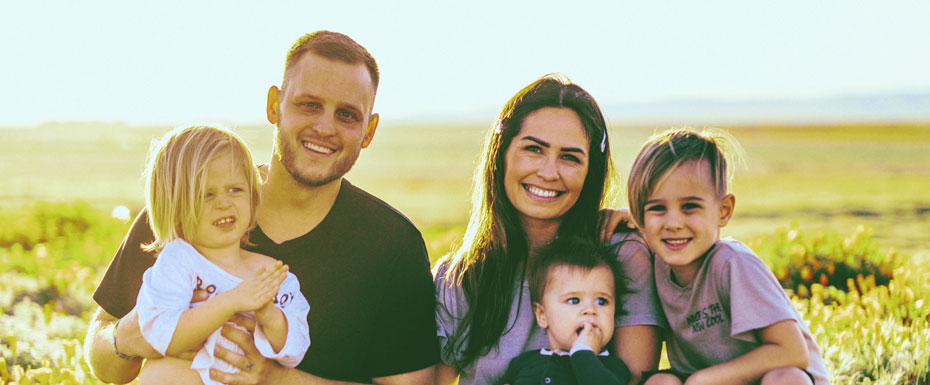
[1,121,929,384]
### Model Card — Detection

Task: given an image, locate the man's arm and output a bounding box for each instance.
[84,307,159,384]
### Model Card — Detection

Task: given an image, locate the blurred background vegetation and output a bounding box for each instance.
[1,121,928,384]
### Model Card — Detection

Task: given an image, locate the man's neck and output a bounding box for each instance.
[256,161,343,244]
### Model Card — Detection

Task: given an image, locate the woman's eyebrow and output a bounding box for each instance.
[521,136,587,155]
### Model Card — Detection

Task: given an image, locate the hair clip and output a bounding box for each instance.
[600,131,607,152]
[669,141,678,158]
[494,121,503,134]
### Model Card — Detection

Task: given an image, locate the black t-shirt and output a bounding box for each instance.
[94,179,440,382]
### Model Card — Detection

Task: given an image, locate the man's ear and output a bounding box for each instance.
[361,113,379,149]
[533,302,547,329]
[266,86,281,125]
[718,194,735,227]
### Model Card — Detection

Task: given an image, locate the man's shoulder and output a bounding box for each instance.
[338,179,421,234]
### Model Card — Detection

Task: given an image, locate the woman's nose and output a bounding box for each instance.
[536,156,559,181]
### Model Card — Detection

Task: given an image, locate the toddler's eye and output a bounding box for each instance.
[596,297,609,306]
[567,297,580,305]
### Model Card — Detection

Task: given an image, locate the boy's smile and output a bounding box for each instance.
[641,159,734,286]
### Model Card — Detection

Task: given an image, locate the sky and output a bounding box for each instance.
[2,0,929,126]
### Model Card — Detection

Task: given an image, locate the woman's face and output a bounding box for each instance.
[503,107,590,227]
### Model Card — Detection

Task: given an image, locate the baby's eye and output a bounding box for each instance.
[596,297,609,306]
[566,297,580,305]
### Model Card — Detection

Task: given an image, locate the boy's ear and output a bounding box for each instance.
[718,194,735,227]
[532,302,548,329]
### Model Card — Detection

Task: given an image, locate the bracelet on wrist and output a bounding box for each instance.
[112,318,141,360]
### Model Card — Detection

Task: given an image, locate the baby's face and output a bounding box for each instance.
[533,264,615,352]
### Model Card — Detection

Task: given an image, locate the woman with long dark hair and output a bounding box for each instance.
[433,74,664,384]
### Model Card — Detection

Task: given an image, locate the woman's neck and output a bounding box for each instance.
[520,216,561,257]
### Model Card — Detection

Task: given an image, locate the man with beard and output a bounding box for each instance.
[85,31,440,385]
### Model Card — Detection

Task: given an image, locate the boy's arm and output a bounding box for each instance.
[684,319,809,385]
[571,350,629,385]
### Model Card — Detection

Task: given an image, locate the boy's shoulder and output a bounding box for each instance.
[706,239,771,278]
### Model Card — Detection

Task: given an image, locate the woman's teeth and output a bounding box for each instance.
[525,185,558,198]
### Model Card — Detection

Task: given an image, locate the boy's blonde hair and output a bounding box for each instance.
[143,125,261,252]
[627,127,744,227]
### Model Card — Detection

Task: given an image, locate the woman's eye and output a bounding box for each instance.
[567,297,580,305]
[560,153,581,163]
[596,297,609,306]
[523,145,542,153]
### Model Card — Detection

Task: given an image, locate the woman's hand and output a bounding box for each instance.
[598,208,636,244]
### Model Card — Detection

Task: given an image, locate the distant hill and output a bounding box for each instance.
[602,91,930,125]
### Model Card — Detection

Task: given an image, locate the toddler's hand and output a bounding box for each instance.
[572,321,604,353]
[227,261,288,312]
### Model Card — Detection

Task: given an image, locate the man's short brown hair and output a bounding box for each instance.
[284,30,379,93]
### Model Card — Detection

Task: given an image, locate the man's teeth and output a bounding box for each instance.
[665,238,688,245]
[526,185,558,198]
[214,217,235,226]
[303,141,335,154]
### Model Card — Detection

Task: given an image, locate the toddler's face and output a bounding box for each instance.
[189,151,252,255]
[641,159,733,285]
[533,264,615,352]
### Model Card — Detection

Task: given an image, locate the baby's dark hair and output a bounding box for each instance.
[528,236,631,316]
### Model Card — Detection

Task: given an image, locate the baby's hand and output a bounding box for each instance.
[227,261,288,312]
[572,321,604,353]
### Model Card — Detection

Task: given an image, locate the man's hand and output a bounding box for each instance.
[210,314,279,385]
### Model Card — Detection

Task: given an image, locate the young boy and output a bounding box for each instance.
[627,128,830,385]
[495,236,631,385]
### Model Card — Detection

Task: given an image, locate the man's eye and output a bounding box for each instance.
[337,110,359,122]
[567,298,580,305]
[596,297,609,306]
[301,102,320,109]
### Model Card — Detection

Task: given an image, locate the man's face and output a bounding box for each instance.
[267,53,378,187]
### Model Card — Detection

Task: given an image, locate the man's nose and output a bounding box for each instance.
[312,113,337,136]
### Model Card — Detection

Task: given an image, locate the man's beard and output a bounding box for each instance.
[273,131,359,187]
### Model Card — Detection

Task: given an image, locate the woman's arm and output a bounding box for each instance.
[684,320,809,385]
[613,324,661,385]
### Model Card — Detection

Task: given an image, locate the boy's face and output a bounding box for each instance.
[533,264,615,352]
[641,159,734,285]
[190,150,252,258]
